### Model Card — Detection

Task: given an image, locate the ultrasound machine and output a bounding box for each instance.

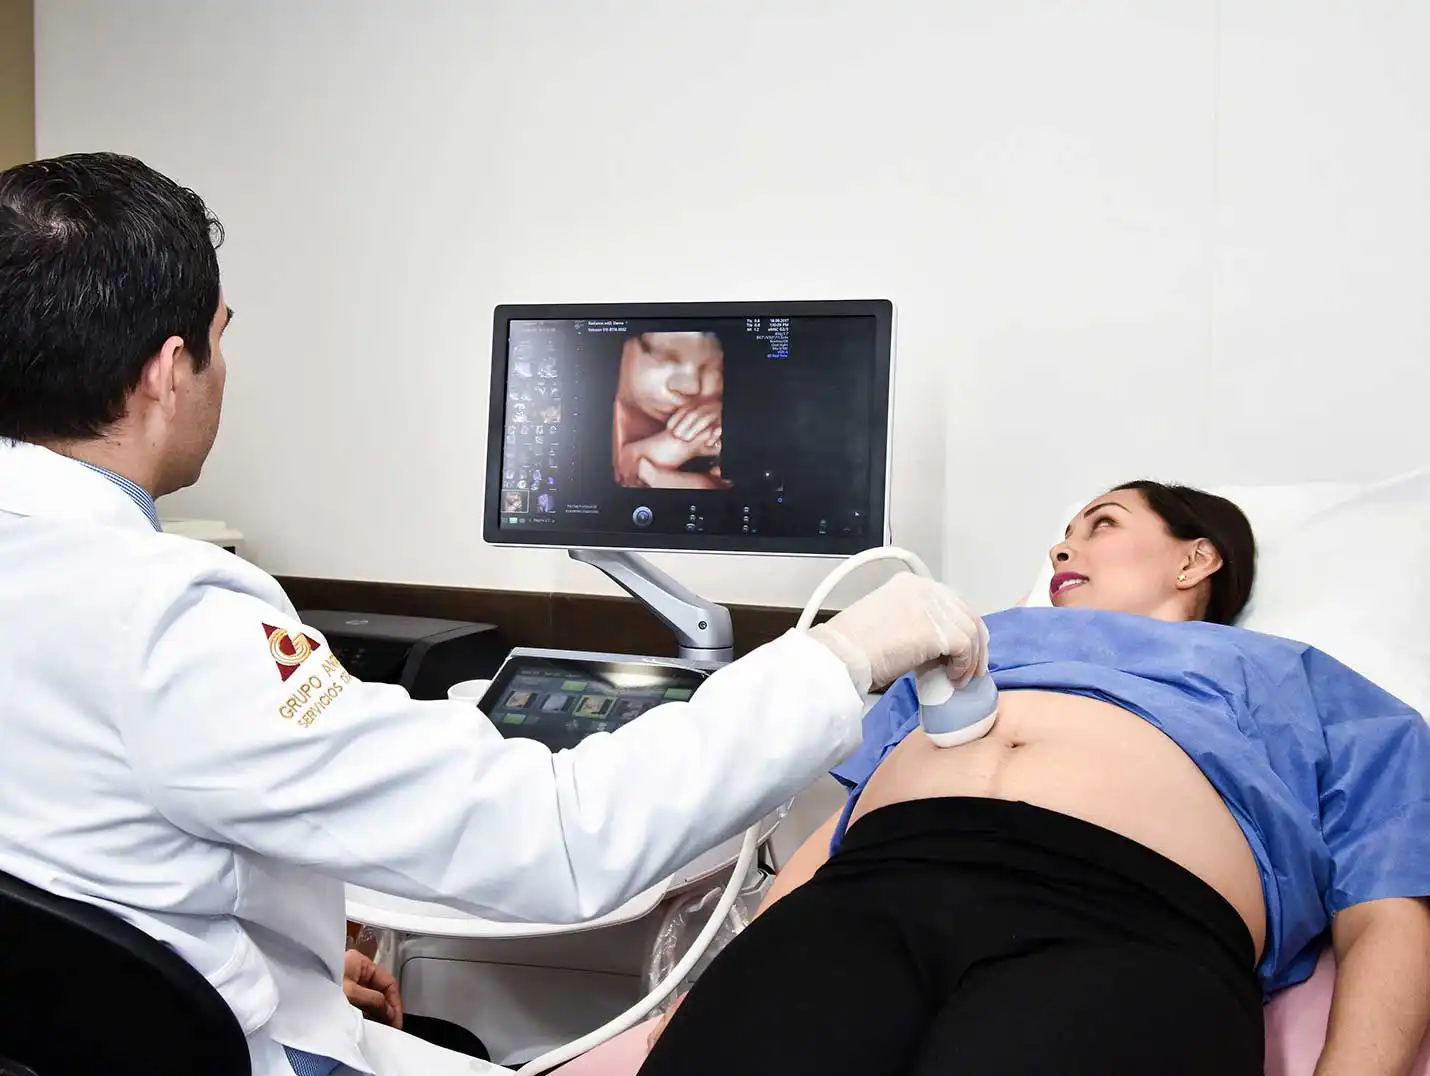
[344,299,895,1069]
[480,298,893,702]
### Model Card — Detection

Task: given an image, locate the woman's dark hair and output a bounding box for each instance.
[0,152,224,442]
[1112,480,1256,625]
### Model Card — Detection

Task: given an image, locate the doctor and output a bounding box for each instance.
[0,152,985,1076]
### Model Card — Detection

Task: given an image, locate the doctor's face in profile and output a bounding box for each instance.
[618,332,724,422]
[158,295,230,496]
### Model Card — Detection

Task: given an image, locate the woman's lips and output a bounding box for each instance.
[1050,572,1089,602]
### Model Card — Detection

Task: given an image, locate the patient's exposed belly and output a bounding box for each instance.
[849,689,1267,961]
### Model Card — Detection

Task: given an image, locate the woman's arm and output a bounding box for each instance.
[1315,897,1430,1076]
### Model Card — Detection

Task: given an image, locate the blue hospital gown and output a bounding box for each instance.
[829,607,1430,994]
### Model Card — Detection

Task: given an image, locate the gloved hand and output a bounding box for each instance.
[807,573,989,695]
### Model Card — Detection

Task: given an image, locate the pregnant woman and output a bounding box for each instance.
[640,481,1430,1076]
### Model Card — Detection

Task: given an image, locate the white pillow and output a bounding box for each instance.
[1021,471,1430,716]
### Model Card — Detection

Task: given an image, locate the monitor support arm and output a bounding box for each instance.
[568,549,734,665]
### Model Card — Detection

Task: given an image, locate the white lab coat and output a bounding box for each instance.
[0,440,864,1076]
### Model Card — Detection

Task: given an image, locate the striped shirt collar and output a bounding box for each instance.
[77,461,162,531]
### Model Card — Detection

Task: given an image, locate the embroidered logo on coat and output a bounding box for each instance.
[263,623,322,682]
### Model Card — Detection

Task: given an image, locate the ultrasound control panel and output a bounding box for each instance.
[477,648,716,752]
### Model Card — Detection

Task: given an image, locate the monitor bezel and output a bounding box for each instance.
[483,299,894,556]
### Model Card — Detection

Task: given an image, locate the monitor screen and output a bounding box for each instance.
[477,654,710,752]
[484,300,892,555]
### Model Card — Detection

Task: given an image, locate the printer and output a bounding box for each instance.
[299,610,506,700]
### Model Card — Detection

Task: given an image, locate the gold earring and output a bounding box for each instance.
[1178,573,1188,583]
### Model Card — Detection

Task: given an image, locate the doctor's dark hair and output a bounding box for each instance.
[0,152,224,442]
[1112,480,1257,625]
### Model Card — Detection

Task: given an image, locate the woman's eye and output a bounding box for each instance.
[1092,516,1114,531]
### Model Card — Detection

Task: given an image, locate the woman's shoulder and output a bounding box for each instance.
[988,605,1288,642]
[985,607,1306,674]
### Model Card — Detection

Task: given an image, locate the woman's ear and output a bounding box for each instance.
[1178,539,1223,588]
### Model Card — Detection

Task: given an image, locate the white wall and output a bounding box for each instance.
[35,1,1430,613]
[942,1,1430,606]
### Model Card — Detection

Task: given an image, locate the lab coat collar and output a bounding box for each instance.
[0,438,161,533]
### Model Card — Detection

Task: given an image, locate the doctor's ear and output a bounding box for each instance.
[134,336,188,414]
[1177,539,1223,589]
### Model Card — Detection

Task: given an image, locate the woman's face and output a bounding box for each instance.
[1048,489,1215,622]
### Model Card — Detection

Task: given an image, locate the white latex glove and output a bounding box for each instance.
[807,573,990,695]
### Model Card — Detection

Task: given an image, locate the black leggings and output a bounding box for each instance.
[640,798,1264,1076]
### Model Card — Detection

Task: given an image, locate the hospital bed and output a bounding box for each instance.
[355,470,1430,1076]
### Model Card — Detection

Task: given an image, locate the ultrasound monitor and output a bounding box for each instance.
[484,300,893,556]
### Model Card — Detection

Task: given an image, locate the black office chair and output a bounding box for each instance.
[0,869,250,1076]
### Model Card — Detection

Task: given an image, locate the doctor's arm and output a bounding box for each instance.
[1315,897,1430,1076]
[121,573,977,925]
[342,949,404,1029]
